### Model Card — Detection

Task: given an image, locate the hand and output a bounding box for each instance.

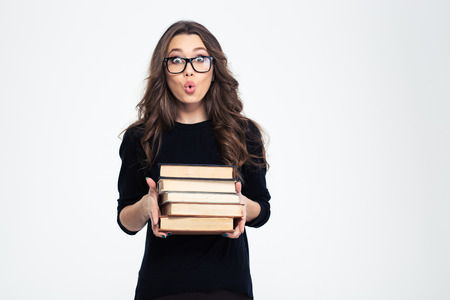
[143,177,171,238]
[224,181,247,239]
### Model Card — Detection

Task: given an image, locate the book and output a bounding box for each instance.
[160,202,243,218]
[158,178,236,194]
[157,164,240,235]
[159,192,240,205]
[159,164,234,179]
[159,216,234,234]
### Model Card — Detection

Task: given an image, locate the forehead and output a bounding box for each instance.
[167,34,207,54]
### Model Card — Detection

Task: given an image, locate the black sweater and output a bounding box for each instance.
[117,120,271,300]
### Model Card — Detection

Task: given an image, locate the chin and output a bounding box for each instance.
[177,97,203,105]
[178,93,206,103]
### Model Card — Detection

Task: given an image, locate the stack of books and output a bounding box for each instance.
[157,164,242,235]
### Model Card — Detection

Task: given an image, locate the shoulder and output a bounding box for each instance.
[122,124,145,145]
[120,124,145,157]
[244,119,264,154]
[245,119,261,136]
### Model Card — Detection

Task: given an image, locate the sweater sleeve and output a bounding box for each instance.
[116,127,148,235]
[241,121,271,228]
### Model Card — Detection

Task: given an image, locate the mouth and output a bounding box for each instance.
[184,81,196,94]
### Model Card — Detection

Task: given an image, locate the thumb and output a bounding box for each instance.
[235,181,242,194]
[146,177,157,191]
[146,177,159,226]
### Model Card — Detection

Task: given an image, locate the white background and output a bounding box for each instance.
[1,1,449,299]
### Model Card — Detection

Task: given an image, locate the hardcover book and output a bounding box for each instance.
[160,202,243,218]
[159,192,240,205]
[158,178,236,194]
[159,216,234,234]
[159,163,234,179]
[157,164,240,235]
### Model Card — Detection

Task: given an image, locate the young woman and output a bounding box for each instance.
[117,21,271,300]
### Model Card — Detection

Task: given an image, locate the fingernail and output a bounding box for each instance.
[162,235,166,238]
[222,233,228,237]
[167,233,172,237]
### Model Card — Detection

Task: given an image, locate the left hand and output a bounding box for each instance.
[224,181,247,239]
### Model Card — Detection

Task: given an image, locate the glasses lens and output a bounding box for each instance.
[192,56,211,73]
[167,57,186,74]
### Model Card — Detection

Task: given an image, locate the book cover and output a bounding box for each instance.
[159,192,240,205]
[159,163,234,179]
[158,178,236,194]
[159,216,234,234]
[160,202,243,218]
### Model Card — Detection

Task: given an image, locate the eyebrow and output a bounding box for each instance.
[168,47,208,55]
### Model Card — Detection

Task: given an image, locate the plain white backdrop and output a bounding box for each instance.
[1,0,449,299]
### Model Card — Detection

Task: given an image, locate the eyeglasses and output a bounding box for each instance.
[163,56,214,74]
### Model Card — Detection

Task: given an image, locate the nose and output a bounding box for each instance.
[184,61,194,77]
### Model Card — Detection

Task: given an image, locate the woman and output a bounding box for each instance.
[117,20,271,300]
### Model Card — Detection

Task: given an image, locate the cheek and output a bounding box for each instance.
[166,75,181,94]
[199,79,212,94]
[200,73,213,87]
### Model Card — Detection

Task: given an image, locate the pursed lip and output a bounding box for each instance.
[184,81,196,89]
[184,81,196,94]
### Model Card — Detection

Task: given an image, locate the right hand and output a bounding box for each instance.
[142,177,171,238]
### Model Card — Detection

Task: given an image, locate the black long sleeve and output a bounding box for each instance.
[116,120,271,300]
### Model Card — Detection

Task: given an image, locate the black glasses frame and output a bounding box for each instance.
[163,56,214,74]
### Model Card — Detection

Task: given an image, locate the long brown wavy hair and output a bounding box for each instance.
[124,20,268,179]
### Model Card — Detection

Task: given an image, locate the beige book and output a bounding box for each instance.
[160,164,234,179]
[160,192,239,205]
[159,216,234,234]
[158,178,236,194]
[161,202,243,218]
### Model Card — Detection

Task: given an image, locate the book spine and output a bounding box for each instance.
[158,163,235,167]
[159,177,235,181]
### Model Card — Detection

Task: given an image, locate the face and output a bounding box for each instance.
[165,34,214,107]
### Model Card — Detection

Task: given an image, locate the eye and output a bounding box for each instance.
[193,56,205,63]
[170,57,184,64]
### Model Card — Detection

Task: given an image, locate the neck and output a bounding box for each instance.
[175,102,207,124]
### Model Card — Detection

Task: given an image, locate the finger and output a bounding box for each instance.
[146,177,157,190]
[145,177,159,225]
[236,216,245,236]
[239,199,246,228]
[152,222,172,238]
[150,208,160,226]
[223,218,244,239]
[146,177,170,238]
[238,216,245,233]
[224,228,241,239]
[148,193,162,225]
[235,181,242,194]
